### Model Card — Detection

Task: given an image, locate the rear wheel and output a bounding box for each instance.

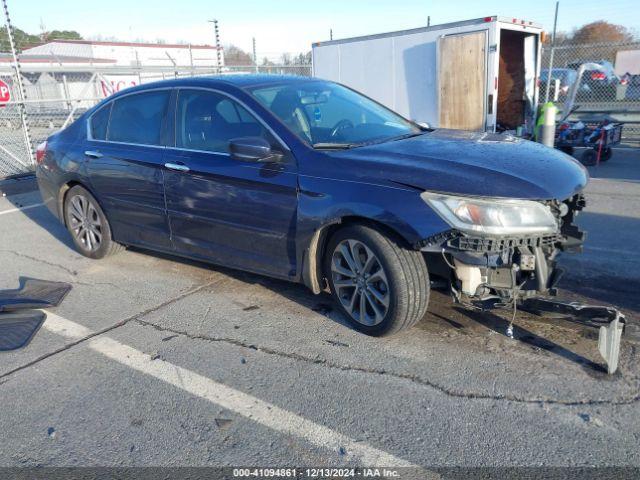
[324,224,429,336]
[64,185,124,259]
[580,149,597,166]
[600,147,613,162]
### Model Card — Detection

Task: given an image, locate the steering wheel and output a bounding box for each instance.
[330,119,354,138]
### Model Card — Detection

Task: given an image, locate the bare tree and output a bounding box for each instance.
[280,52,292,65]
[224,44,253,65]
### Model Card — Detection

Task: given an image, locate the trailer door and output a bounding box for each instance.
[438,31,487,130]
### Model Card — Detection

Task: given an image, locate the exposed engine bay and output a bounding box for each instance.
[423,194,585,304]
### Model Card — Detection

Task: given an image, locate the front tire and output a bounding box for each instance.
[64,185,124,259]
[558,146,574,156]
[324,224,429,336]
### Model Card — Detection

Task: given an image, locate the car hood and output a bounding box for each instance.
[329,129,589,200]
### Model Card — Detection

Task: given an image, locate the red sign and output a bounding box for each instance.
[0,79,10,106]
[100,77,138,97]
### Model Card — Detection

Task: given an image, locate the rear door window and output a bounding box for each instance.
[90,103,112,140]
[108,90,169,145]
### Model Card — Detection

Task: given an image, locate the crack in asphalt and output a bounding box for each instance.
[0,260,637,407]
[66,280,125,291]
[0,250,78,276]
[0,280,218,383]
[134,319,640,407]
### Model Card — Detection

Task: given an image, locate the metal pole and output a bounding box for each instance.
[209,19,222,74]
[62,74,71,111]
[134,50,142,84]
[164,51,177,78]
[544,1,559,104]
[1,0,35,166]
[252,37,258,74]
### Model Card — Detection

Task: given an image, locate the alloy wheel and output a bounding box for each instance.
[67,194,103,252]
[331,239,390,326]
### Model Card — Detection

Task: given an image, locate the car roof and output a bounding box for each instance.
[109,74,318,99]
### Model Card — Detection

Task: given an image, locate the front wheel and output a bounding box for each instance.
[64,185,124,259]
[324,224,429,336]
[558,146,574,156]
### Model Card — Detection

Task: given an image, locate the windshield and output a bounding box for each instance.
[249,81,421,148]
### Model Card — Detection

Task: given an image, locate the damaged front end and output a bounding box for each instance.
[419,193,625,374]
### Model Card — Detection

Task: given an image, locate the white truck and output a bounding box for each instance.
[312,16,543,134]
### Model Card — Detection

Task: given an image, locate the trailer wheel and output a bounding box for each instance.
[600,147,612,162]
[580,149,597,166]
[558,146,574,156]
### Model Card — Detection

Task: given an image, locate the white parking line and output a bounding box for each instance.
[0,202,44,216]
[43,312,416,468]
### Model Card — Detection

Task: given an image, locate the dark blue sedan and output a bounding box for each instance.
[36,75,588,336]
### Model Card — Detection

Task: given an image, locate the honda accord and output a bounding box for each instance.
[36,75,590,337]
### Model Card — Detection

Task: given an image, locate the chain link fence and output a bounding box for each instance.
[0,64,312,178]
[540,40,640,143]
[1,41,639,179]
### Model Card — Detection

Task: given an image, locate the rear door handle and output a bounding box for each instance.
[84,150,103,159]
[164,162,190,172]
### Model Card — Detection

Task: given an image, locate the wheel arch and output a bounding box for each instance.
[57,180,102,228]
[301,215,418,294]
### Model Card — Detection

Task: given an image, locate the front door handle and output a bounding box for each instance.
[164,162,190,172]
[84,150,103,159]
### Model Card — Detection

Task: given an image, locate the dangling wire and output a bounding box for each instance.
[507,264,527,339]
[441,248,456,269]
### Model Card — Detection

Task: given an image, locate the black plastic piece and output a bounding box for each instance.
[0,310,47,351]
[521,297,624,329]
[449,234,559,253]
[0,278,72,312]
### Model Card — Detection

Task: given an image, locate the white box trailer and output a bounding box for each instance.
[312,16,543,134]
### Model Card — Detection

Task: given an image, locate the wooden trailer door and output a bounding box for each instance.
[438,31,487,130]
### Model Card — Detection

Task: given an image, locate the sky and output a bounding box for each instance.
[8,0,640,60]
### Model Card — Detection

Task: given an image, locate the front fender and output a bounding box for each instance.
[296,175,450,292]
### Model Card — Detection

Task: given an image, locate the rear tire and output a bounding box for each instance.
[324,224,429,336]
[600,147,612,162]
[580,149,597,166]
[63,185,124,259]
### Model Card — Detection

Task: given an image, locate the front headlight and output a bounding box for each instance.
[421,192,558,236]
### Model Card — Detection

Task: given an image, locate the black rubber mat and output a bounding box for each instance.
[0,278,72,312]
[0,310,46,351]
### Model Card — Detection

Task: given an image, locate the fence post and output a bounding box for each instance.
[544,1,560,104]
[1,0,35,166]
[62,74,72,111]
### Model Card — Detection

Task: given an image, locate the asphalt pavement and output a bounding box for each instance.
[0,148,639,473]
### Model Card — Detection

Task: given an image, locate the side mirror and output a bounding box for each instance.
[229,137,281,163]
